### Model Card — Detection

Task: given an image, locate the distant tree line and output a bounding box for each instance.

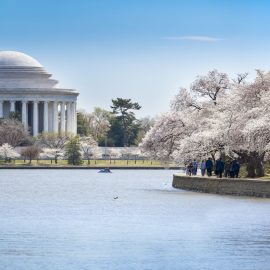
[77,98,155,147]
[0,97,155,165]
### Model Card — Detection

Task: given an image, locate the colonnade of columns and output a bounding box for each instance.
[0,99,77,136]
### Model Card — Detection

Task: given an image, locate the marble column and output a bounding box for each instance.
[70,102,74,134]
[74,101,77,134]
[33,101,39,137]
[0,100,3,118]
[60,102,66,133]
[22,101,27,128]
[53,101,58,133]
[66,102,72,134]
[10,101,15,112]
[43,101,49,133]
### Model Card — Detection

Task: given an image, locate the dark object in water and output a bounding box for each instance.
[98,168,112,173]
[114,196,118,200]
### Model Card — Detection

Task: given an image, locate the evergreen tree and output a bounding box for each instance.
[109,98,141,146]
[65,136,83,165]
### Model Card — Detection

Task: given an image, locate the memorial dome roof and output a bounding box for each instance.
[0,51,42,67]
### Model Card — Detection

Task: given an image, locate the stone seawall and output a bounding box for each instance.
[172,175,270,198]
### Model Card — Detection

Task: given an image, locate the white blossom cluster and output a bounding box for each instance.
[140,69,270,175]
[0,143,20,161]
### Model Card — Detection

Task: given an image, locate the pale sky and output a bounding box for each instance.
[1,0,270,117]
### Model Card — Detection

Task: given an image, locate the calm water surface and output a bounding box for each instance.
[0,169,270,270]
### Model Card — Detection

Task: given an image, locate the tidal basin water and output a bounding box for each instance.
[0,170,270,270]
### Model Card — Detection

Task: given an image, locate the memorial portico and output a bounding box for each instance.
[0,51,79,136]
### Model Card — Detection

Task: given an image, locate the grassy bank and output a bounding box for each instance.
[237,163,270,179]
[0,159,177,168]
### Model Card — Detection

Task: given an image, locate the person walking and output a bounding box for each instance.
[192,159,198,175]
[184,162,188,175]
[205,157,213,176]
[231,159,240,178]
[215,158,225,178]
[224,159,231,178]
[187,161,193,176]
[230,159,239,178]
[200,160,206,176]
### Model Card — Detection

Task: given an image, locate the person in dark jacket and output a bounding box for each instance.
[205,157,213,176]
[229,160,234,178]
[224,158,231,178]
[186,161,193,176]
[235,162,240,178]
[192,159,198,175]
[215,158,225,178]
[230,159,240,178]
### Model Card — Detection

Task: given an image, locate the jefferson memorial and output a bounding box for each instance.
[0,51,79,136]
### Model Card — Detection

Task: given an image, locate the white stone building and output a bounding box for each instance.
[0,51,79,136]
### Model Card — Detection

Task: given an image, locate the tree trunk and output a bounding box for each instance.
[255,157,265,177]
[246,152,265,178]
[246,160,256,178]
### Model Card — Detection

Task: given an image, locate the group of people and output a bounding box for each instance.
[185,157,240,178]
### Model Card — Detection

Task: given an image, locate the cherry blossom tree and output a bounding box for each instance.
[106,148,121,164]
[40,148,65,164]
[120,147,142,164]
[191,69,230,105]
[36,133,69,164]
[141,110,198,161]
[141,69,270,177]
[222,70,270,177]
[0,143,20,162]
[0,119,29,147]
[80,136,98,164]
[20,145,40,164]
[171,87,202,112]
[91,147,102,164]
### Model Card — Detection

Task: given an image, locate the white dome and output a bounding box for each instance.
[0,51,42,67]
